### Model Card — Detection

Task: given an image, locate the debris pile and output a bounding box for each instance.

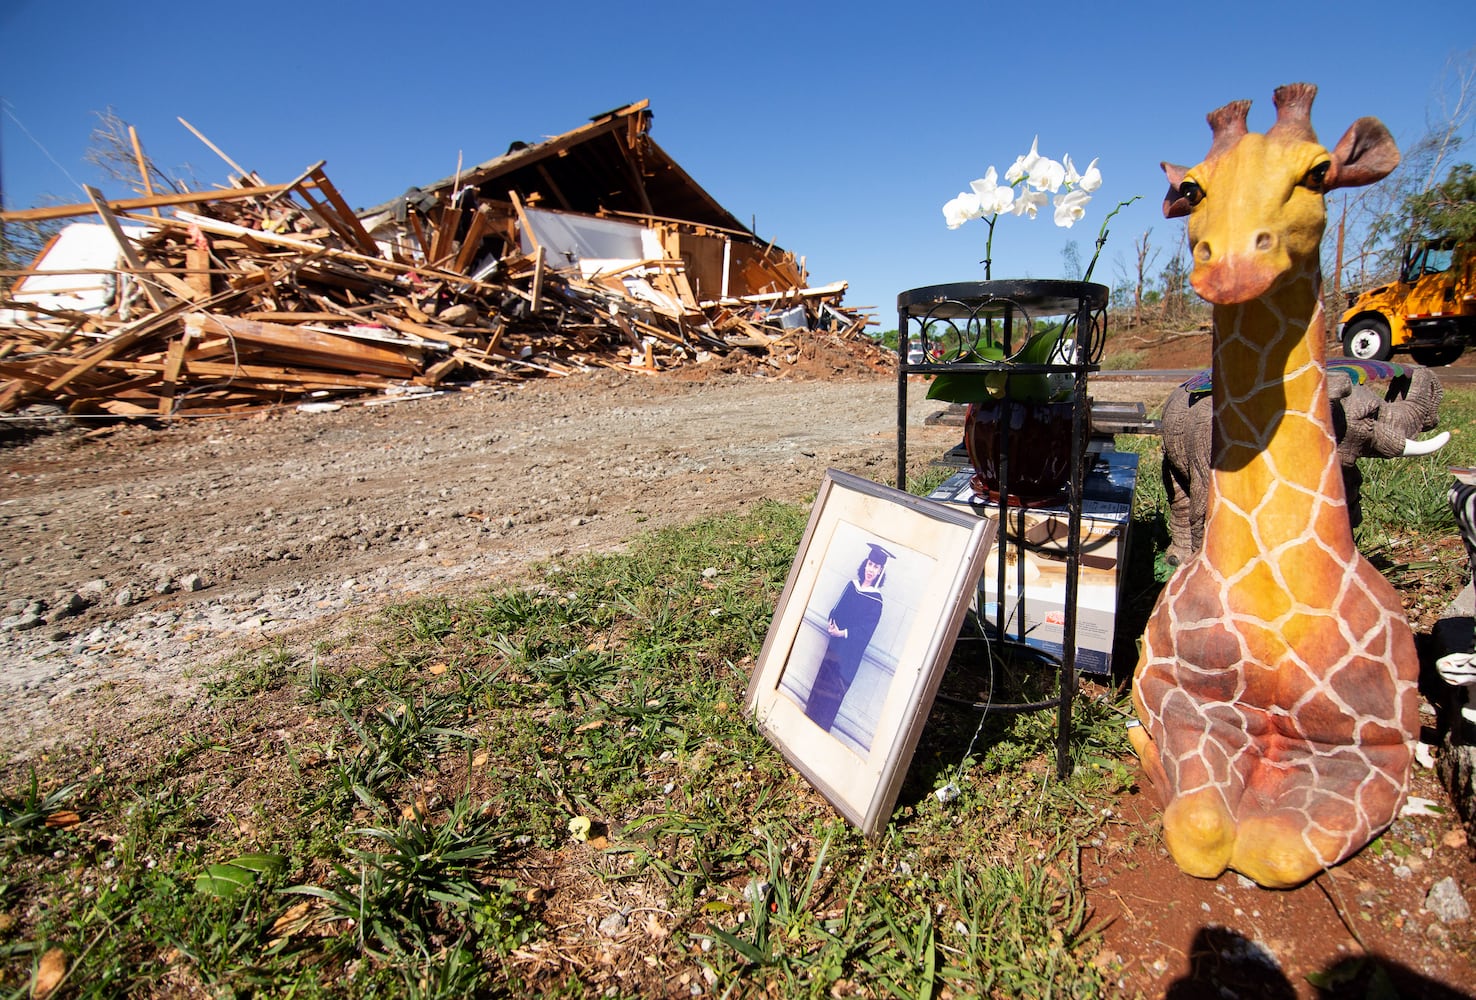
[0,101,874,418]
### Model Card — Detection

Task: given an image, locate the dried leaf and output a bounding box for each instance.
[33,947,67,998]
[268,900,313,941]
[428,662,448,675]
[472,751,489,767]
[44,810,81,829]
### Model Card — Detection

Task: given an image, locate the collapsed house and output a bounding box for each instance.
[0,100,874,418]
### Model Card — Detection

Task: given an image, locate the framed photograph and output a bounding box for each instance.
[745,469,997,836]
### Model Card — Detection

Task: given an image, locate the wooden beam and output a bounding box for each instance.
[531,246,545,313]
[185,313,419,378]
[307,166,381,257]
[83,185,168,311]
[184,247,213,298]
[46,304,190,392]
[0,182,309,223]
[507,191,539,253]
[451,207,494,274]
[127,126,161,217]
[177,117,262,185]
[157,336,188,415]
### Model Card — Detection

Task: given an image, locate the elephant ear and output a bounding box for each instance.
[1386,367,1444,433]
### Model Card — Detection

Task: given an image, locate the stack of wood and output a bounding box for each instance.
[0,161,870,419]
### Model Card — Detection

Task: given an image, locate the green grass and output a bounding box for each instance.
[3,392,1470,997]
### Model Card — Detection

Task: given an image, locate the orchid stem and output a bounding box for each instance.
[1083,195,1140,284]
[982,215,996,281]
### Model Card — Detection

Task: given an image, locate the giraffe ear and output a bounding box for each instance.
[1326,117,1400,190]
[1162,162,1193,218]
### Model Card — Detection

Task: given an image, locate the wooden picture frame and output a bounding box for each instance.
[745,469,997,836]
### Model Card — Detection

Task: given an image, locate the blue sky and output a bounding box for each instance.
[2,1,1470,329]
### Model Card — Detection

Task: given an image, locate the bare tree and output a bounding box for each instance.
[82,107,185,198]
[1132,229,1160,327]
[1326,48,1474,297]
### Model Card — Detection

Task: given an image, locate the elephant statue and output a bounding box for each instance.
[1160,363,1448,566]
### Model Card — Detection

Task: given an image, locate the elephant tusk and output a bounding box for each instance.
[1402,431,1451,456]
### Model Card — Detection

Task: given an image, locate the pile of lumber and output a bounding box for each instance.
[0,140,869,419]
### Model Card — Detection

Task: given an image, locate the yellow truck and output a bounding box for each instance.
[1339,239,1475,365]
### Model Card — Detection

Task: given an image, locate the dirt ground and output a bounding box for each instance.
[3,332,1474,997]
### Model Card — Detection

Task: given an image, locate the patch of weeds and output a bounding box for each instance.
[0,769,85,856]
[309,685,474,817]
[202,642,299,702]
[1101,348,1148,370]
[287,792,535,962]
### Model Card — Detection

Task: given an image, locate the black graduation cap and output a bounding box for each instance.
[866,543,895,565]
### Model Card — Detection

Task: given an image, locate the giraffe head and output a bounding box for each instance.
[1162,83,1399,305]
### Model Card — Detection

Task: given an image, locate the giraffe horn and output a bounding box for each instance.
[1206,99,1251,158]
[1269,82,1319,142]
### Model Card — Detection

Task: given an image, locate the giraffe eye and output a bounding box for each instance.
[1177,180,1204,206]
[1304,162,1331,191]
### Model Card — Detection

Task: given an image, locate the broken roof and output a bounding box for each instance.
[366,100,751,236]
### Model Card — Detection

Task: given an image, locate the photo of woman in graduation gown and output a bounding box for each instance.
[804,543,892,734]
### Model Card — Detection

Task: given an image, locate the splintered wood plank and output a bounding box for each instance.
[83,185,167,311]
[185,247,213,298]
[127,125,160,217]
[157,336,188,415]
[95,358,391,388]
[428,204,461,266]
[451,208,493,274]
[308,167,382,257]
[531,246,545,313]
[46,305,188,392]
[186,313,418,378]
[0,182,302,223]
[508,191,539,253]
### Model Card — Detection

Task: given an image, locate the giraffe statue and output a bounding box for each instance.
[1130,84,1415,889]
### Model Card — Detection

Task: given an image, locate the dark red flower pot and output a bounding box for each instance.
[964,399,1082,502]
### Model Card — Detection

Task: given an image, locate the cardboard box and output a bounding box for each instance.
[926,450,1138,675]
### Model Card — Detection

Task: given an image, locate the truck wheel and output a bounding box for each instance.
[1410,344,1464,366]
[1342,317,1392,361]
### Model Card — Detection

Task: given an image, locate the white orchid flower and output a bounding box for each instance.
[969,168,1016,215]
[1012,189,1049,219]
[1053,188,1092,227]
[943,191,982,229]
[1004,137,1042,186]
[1063,154,1081,187]
[1028,155,1066,193]
[1077,157,1102,193]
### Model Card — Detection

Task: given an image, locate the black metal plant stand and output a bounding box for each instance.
[896,279,1109,780]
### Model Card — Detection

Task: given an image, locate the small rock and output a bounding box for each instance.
[2,603,45,632]
[45,593,88,622]
[597,910,628,937]
[114,588,134,607]
[179,574,204,593]
[1425,877,1470,924]
[701,567,719,579]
